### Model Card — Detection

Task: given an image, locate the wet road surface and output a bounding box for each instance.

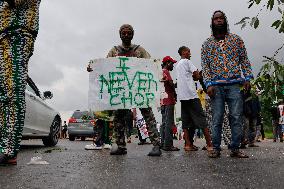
[0,138,284,189]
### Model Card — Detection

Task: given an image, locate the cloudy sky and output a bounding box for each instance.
[28,0,284,122]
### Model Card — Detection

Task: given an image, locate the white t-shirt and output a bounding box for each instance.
[279,105,284,124]
[176,58,198,100]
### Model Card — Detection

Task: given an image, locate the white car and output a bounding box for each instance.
[22,76,61,146]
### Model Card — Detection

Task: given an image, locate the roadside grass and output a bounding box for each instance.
[264,131,274,139]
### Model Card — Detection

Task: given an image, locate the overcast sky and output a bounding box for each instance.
[28,0,284,122]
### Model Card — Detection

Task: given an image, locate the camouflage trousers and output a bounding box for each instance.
[113,108,160,147]
[0,33,35,158]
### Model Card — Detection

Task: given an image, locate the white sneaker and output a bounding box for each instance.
[103,144,112,149]
[94,146,103,150]
[85,144,102,150]
[110,143,118,151]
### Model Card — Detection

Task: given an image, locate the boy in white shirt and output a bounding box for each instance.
[176,46,213,154]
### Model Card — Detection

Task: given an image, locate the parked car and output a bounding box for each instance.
[67,110,95,141]
[21,76,61,146]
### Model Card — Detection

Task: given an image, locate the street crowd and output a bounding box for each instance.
[86,12,284,158]
[0,0,283,166]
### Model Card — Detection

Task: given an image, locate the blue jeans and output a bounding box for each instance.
[210,84,243,151]
[273,121,283,141]
[160,105,175,148]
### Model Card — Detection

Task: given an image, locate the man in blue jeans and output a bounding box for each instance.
[201,10,253,158]
[160,56,179,151]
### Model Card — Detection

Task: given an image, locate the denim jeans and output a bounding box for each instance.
[210,84,243,151]
[160,105,175,148]
[273,120,283,141]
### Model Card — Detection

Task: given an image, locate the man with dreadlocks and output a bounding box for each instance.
[87,24,162,156]
[201,11,253,158]
[0,0,41,165]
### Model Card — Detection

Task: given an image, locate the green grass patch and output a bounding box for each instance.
[264,131,274,139]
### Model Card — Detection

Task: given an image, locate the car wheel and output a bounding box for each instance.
[42,117,61,146]
[81,137,86,141]
[69,135,75,141]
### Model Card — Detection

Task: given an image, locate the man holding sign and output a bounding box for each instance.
[87,24,161,156]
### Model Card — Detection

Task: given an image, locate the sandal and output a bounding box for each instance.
[184,145,198,151]
[248,143,259,147]
[208,150,221,158]
[230,150,249,158]
[206,146,213,151]
[0,153,17,165]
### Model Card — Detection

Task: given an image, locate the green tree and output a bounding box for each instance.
[236,0,284,130]
[236,0,284,33]
[252,57,284,129]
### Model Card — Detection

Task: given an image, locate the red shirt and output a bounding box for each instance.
[161,69,176,105]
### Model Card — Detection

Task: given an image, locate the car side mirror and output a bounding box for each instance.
[43,91,53,99]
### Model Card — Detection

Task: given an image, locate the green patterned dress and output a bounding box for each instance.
[0,0,41,158]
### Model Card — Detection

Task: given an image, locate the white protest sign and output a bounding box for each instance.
[88,57,162,111]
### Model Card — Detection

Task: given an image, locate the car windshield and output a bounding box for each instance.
[72,111,93,120]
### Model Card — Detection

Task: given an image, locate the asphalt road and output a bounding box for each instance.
[0,138,284,189]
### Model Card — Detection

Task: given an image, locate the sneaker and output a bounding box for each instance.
[94,145,103,150]
[103,144,112,149]
[110,147,127,155]
[239,144,247,149]
[230,150,249,158]
[148,146,162,156]
[85,144,102,150]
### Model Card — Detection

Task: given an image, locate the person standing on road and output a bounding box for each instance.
[0,0,41,165]
[176,46,213,153]
[277,100,284,142]
[201,10,254,158]
[87,24,161,156]
[198,70,232,149]
[271,102,282,142]
[160,56,179,151]
[240,89,261,148]
[61,121,68,139]
[85,118,112,150]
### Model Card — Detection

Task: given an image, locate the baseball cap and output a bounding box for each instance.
[162,56,177,63]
